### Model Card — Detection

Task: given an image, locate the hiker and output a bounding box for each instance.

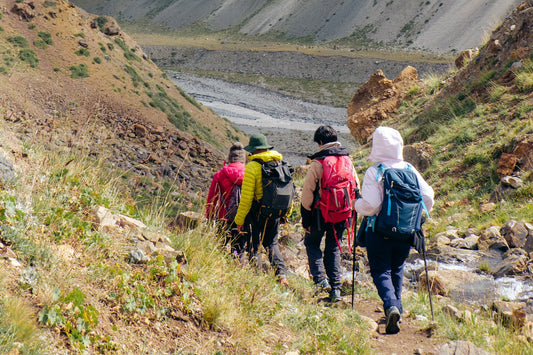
[353,126,434,334]
[301,125,359,302]
[206,142,249,257]
[234,133,291,285]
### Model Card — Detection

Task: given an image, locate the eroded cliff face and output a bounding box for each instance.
[72,0,522,54]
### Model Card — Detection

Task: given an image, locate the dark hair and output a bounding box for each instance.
[313,125,338,145]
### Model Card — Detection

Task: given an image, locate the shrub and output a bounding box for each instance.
[93,57,102,64]
[19,49,39,68]
[94,16,108,33]
[0,66,6,75]
[38,32,53,45]
[7,35,29,48]
[114,38,140,62]
[69,64,89,79]
[75,48,90,57]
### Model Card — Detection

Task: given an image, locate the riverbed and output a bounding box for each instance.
[169,72,359,166]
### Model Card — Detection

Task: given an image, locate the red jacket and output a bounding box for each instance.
[205,162,245,219]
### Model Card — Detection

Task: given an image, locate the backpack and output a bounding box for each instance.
[373,163,428,241]
[223,183,241,223]
[254,159,295,218]
[315,155,357,224]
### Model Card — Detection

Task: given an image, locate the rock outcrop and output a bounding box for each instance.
[347,66,418,144]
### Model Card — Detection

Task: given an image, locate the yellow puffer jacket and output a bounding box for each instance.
[234,150,283,226]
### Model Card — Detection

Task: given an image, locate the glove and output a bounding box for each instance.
[300,205,312,229]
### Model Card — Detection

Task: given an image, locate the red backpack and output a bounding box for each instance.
[316,155,357,224]
[315,155,357,252]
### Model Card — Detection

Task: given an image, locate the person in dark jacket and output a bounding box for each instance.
[301,125,359,302]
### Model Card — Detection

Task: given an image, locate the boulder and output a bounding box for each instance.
[439,340,490,355]
[500,220,528,248]
[513,134,533,171]
[403,142,433,172]
[170,211,203,231]
[347,66,418,144]
[454,49,479,69]
[491,300,527,328]
[478,226,509,252]
[496,153,518,178]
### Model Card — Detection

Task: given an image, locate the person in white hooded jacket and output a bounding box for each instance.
[354,126,434,334]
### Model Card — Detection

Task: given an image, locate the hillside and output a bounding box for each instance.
[0,0,244,195]
[0,0,533,354]
[71,0,521,54]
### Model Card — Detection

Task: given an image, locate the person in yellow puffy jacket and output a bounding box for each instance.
[235,133,289,286]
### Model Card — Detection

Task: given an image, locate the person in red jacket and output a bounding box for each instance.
[206,142,249,257]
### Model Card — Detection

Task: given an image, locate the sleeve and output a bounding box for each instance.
[205,172,221,219]
[353,165,383,217]
[301,160,321,211]
[234,161,259,226]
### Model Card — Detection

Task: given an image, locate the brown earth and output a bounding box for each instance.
[1,0,245,192]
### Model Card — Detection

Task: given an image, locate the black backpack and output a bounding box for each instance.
[373,163,429,241]
[254,159,295,218]
[223,183,241,223]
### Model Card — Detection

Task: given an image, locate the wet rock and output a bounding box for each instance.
[500,219,528,248]
[493,252,528,277]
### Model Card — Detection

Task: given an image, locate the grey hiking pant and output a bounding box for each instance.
[304,220,346,290]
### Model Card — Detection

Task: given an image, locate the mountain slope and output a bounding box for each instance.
[72,0,522,54]
[0,0,244,194]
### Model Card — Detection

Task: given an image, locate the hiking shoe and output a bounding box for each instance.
[329,288,342,303]
[316,279,332,293]
[385,306,401,334]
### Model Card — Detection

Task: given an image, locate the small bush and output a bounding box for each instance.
[28,24,35,30]
[19,49,39,68]
[94,16,108,33]
[93,57,102,64]
[53,67,60,72]
[38,32,53,45]
[0,66,7,75]
[69,64,89,79]
[114,38,140,62]
[43,1,57,7]
[74,33,85,39]
[75,48,90,57]
[7,35,29,48]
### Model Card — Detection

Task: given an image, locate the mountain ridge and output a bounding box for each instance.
[72,0,522,54]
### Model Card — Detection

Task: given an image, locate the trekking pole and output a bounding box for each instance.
[422,233,435,321]
[351,212,357,309]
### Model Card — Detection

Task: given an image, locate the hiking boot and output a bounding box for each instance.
[329,288,341,303]
[385,306,401,334]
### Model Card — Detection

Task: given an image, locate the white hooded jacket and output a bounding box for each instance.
[354,127,434,217]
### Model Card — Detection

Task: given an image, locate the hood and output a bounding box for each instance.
[248,150,283,163]
[367,126,404,163]
[308,141,350,160]
[221,162,244,184]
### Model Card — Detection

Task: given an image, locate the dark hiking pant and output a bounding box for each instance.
[304,220,346,290]
[366,228,411,314]
[250,215,287,277]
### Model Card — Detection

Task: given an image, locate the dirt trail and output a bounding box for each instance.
[348,297,442,354]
